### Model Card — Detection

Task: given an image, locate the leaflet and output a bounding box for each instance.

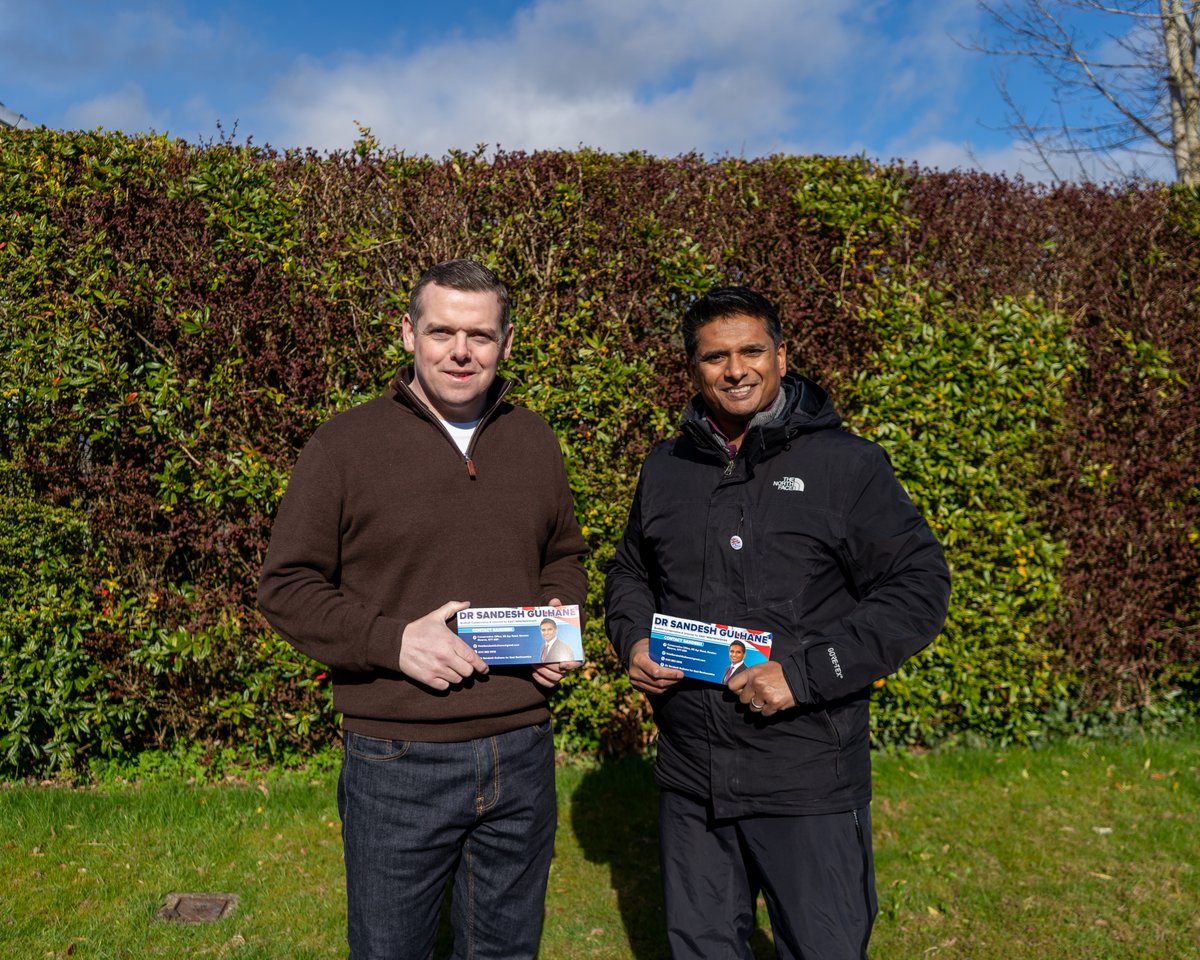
[649,613,772,684]
[455,605,584,665]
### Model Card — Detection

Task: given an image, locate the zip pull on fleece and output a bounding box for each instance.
[465,457,477,479]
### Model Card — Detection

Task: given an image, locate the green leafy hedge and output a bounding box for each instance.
[1,129,1196,776]
[0,470,140,770]
[846,291,1079,745]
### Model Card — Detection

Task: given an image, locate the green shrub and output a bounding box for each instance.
[1,127,1196,776]
[844,291,1080,746]
[0,470,142,774]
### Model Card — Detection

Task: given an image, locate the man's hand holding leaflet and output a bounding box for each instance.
[400,599,488,689]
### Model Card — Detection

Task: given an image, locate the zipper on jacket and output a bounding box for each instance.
[459,387,512,480]
[680,417,742,479]
[821,708,842,779]
[394,375,512,481]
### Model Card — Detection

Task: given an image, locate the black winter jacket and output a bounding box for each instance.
[605,374,950,817]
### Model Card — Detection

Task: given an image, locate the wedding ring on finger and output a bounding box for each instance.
[750,699,764,711]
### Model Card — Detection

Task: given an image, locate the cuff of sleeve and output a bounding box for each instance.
[781,653,813,706]
[615,629,642,670]
[367,617,406,672]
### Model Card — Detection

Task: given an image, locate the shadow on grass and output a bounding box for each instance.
[569,754,775,960]
[569,754,667,959]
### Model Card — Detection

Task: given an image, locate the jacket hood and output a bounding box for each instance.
[680,372,842,461]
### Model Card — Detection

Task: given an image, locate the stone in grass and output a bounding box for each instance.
[155,892,239,923]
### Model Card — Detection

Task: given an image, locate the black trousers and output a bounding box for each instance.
[659,789,877,960]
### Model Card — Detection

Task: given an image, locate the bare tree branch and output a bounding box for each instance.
[969,0,1200,183]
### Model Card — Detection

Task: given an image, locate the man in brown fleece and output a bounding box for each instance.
[258,259,587,960]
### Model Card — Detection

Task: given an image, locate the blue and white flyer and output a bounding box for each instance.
[456,605,584,664]
[649,613,772,684]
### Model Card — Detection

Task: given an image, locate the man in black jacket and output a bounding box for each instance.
[605,286,950,959]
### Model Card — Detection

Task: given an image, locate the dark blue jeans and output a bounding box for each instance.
[338,721,557,960]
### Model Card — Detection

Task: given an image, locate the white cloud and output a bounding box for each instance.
[899,137,1035,177]
[62,83,169,134]
[6,0,1070,178]
[262,0,864,156]
[2,2,199,87]
[4,1,254,135]
[897,135,1177,186]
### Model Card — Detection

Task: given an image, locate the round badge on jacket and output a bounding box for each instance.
[730,535,743,551]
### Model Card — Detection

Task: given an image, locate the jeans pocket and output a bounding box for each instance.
[530,717,553,739]
[344,730,412,762]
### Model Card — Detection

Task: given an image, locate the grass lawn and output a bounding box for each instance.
[2,727,1196,959]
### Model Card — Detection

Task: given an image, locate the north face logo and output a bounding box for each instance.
[773,476,805,492]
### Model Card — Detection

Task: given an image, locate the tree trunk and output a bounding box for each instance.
[1161,0,1200,185]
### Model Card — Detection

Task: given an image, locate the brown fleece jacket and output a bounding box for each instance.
[257,370,588,741]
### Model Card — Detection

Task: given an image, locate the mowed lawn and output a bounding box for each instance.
[2,728,1196,959]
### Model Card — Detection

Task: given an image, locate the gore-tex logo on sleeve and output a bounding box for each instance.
[827,646,843,678]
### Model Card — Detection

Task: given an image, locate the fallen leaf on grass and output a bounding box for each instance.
[1089,871,1114,880]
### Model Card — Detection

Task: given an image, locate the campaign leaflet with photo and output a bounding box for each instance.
[649,613,773,684]
[455,605,584,665]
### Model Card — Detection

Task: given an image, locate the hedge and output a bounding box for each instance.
[1,128,1196,776]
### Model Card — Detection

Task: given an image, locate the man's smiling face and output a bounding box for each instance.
[402,282,514,421]
[689,313,787,446]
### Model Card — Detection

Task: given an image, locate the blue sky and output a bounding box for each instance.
[0,0,1172,180]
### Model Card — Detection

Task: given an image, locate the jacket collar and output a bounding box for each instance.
[680,373,841,466]
[388,365,514,425]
